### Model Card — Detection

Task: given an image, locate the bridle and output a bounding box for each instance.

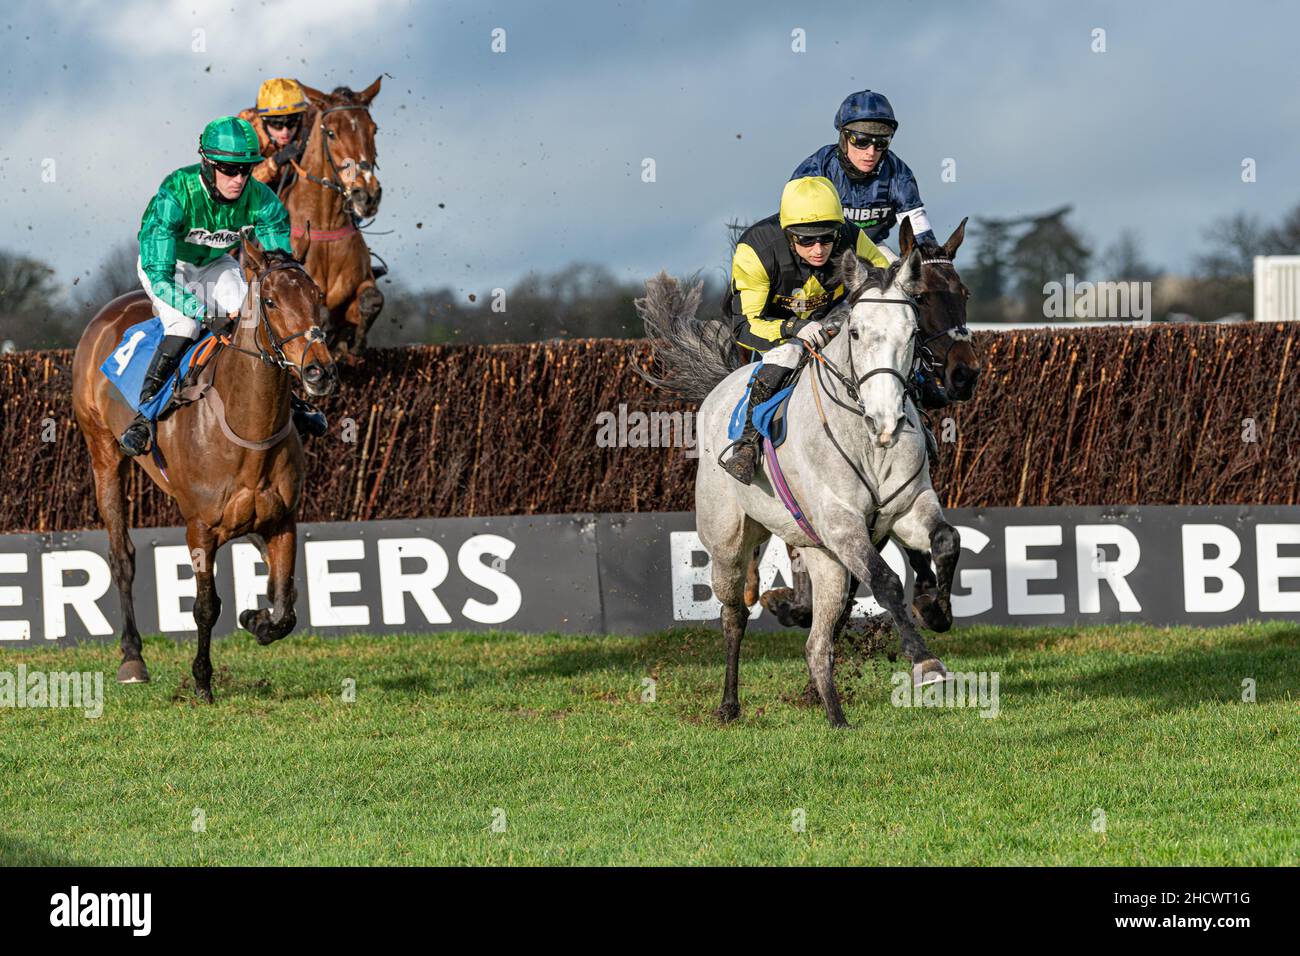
[911,254,972,377]
[220,258,328,378]
[808,293,921,417]
[292,103,378,203]
[799,291,930,541]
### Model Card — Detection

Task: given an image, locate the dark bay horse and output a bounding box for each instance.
[283,77,384,356]
[71,235,337,702]
[755,216,981,631]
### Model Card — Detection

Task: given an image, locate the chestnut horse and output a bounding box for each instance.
[282,77,384,356]
[71,235,337,702]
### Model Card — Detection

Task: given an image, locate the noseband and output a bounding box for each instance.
[295,103,378,201]
[811,294,921,417]
[912,255,971,374]
[221,258,327,378]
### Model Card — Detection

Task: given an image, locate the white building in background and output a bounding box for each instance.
[1254,256,1300,322]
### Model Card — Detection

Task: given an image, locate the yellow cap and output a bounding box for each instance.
[255,78,308,115]
[779,176,845,233]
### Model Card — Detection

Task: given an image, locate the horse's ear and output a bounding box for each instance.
[898,216,915,257]
[894,247,923,295]
[242,229,267,276]
[943,217,969,259]
[838,250,869,293]
[357,75,382,105]
[299,81,329,108]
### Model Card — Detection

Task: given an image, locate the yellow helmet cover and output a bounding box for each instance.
[779,176,845,233]
[256,78,308,115]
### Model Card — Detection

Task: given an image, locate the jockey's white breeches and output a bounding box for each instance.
[136,255,246,339]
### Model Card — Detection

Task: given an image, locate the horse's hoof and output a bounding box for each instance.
[117,659,150,684]
[827,717,852,729]
[912,658,951,687]
[716,702,740,723]
[239,608,258,631]
[912,593,953,633]
[760,588,814,628]
[195,687,215,704]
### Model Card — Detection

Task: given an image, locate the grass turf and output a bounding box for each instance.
[0,622,1296,865]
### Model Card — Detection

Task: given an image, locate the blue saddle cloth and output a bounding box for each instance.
[728,366,797,448]
[99,317,213,421]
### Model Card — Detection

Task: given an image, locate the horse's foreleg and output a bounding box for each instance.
[825,516,949,687]
[186,522,220,703]
[87,440,147,683]
[906,546,937,593]
[239,519,298,645]
[345,280,384,353]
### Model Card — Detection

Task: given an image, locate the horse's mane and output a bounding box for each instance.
[329,86,360,102]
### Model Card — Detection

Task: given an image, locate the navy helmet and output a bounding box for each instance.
[834,90,898,133]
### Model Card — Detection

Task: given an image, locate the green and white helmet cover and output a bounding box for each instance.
[198,116,263,164]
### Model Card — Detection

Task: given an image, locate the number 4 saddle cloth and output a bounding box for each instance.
[99,317,221,421]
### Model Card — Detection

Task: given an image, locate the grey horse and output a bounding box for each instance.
[636,249,959,728]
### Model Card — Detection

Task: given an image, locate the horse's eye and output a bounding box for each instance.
[263,299,274,310]
[327,129,336,139]
[850,330,859,340]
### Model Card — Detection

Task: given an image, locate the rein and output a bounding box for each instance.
[911,254,972,375]
[289,103,377,203]
[800,293,931,542]
[195,258,326,449]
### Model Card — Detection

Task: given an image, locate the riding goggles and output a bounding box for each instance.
[211,160,257,178]
[845,131,891,150]
[790,232,837,248]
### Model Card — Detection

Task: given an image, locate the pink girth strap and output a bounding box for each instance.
[761,437,822,546]
[290,223,358,242]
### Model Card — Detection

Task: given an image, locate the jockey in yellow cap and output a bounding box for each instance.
[237,77,311,193]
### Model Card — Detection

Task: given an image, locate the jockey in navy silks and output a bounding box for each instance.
[791,89,949,429]
[791,89,936,249]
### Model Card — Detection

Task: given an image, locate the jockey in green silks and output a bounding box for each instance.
[120,115,325,457]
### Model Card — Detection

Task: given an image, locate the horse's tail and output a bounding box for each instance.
[634,271,741,404]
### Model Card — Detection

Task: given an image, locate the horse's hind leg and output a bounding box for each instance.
[800,548,853,727]
[239,518,298,645]
[186,522,220,703]
[892,490,960,633]
[707,518,767,723]
[85,438,147,683]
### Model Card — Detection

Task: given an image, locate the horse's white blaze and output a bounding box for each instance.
[849,293,915,447]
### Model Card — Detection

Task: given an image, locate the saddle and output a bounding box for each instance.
[100,318,224,422]
[726,360,808,448]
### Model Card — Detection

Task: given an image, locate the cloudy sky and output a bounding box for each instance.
[2,0,1298,301]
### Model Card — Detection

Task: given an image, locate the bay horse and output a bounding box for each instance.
[70,235,337,702]
[639,249,959,727]
[756,216,980,630]
[282,77,384,356]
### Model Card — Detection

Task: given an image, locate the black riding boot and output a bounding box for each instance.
[290,393,329,439]
[119,334,192,457]
[912,367,946,467]
[913,365,949,410]
[922,418,939,467]
[721,364,788,485]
